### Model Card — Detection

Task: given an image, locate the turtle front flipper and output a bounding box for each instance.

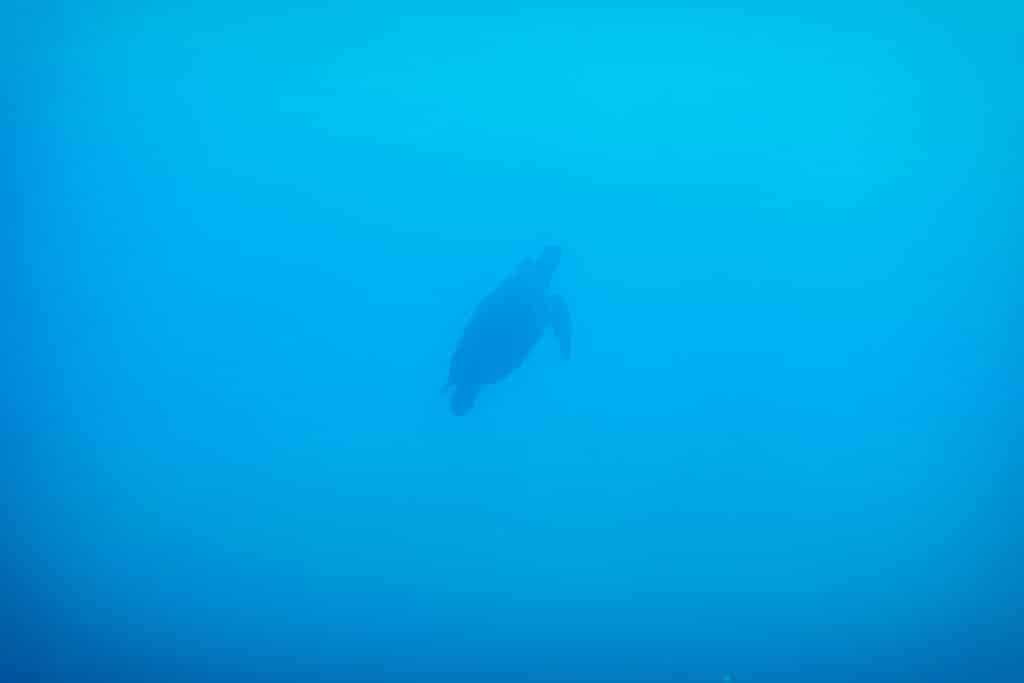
[547,293,572,361]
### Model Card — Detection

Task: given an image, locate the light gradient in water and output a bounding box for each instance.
[9,3,1022,681]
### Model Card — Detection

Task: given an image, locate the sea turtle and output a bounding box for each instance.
[442,246,572,416]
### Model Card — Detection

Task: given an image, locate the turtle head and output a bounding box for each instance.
[449,384,479,416]
[533,245,562,290]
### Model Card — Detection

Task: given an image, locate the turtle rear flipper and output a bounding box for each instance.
[547,294,572,361]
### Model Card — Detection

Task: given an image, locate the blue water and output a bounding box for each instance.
[10,4,1022,681]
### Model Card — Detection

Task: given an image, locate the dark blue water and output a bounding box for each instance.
[10,4,1022,681]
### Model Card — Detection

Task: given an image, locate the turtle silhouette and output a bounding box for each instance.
[442,246,572,416]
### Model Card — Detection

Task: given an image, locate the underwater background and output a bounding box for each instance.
[9,2,1022,681]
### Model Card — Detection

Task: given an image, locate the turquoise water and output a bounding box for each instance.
[11,4,1021,681]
